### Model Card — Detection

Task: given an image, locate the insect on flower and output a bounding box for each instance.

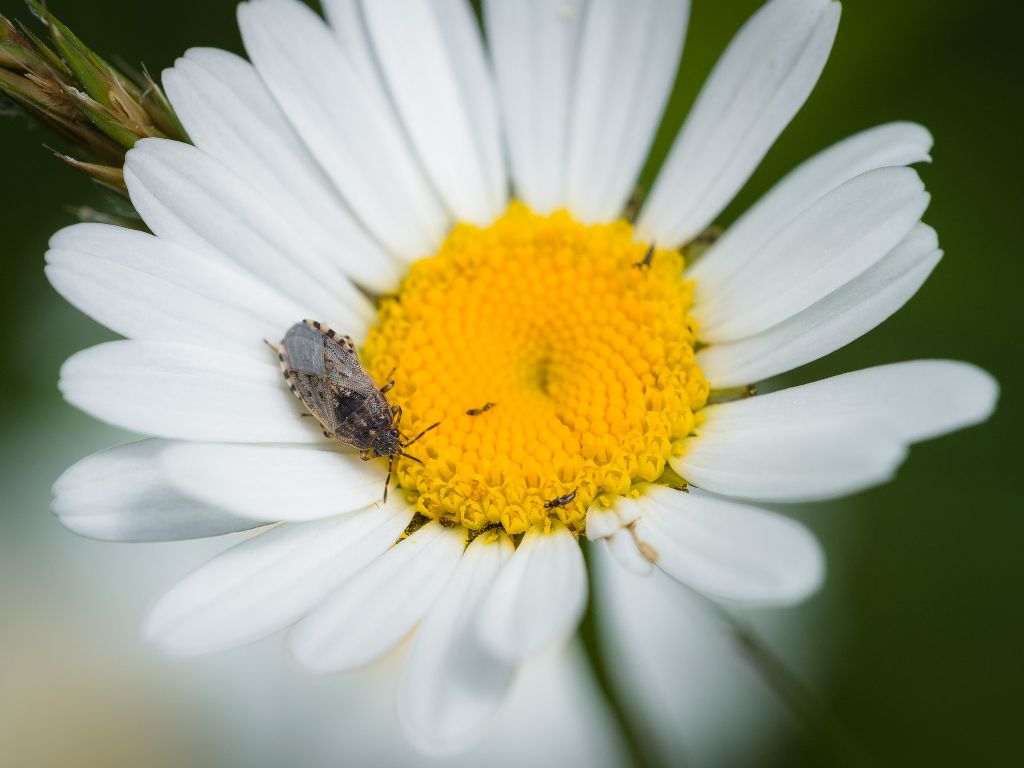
[265,320,438,502]
[632,243,655,269]
[543,488,578,510]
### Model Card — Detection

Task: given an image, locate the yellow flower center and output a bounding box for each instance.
[363,204,709,535]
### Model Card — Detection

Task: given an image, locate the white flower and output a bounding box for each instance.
[47,0,997,756]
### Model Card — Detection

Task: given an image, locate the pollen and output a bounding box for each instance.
[362,204,709,535]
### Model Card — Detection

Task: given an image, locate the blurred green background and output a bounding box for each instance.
[1,1,1019,766]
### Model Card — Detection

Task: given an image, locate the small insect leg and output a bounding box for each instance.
[380,380,395,395]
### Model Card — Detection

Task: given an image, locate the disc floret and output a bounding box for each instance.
[363,204,709,535]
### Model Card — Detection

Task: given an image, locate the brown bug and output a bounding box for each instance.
[543,488,578,509]
[265,320,437,502]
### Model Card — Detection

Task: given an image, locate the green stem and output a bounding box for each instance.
[579,541,654,768]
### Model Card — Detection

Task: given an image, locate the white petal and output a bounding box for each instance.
[611,495,644,526]
[594,547,784,766]
[319,0,382,87]
[290,522,467,673]
[699,224,942,386]
[633,485,823,604]
[694,167,929,343]
[397,531,517,755]
[59,341,321,443]
[638,0,841,247]
[162,48,401,293]
[691,121,934,288]
[144,503,413,656]
[674,418,907,502]
[565,0,689,222]
[429,0,509,217]
[585,505,623,541]
[361,0,505,225]
[702,360,999,445]
[161,443,386,522]
[124,138,372,337]
[603,529,654,576]
[484,0,585,213]
[52,439,263,542]
[477,522,587,661]
[238,0,449,260]
[45,225,299,358]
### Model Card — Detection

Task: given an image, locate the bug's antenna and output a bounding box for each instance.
[399,451,424,465]
[402,421,441,448]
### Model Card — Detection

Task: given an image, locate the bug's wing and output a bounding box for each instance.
[321,334,393,449]
[286,370,342,434]
[322,337,381,399]
[279,322,384,444]
[280,322,349,434]
[281,322,329,376]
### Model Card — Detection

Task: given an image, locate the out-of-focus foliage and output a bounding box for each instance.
[0,0,186,195]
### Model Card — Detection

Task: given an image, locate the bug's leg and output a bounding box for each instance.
[392,405,403,431]
[402,421,441,448]
[379,366,398,394]
[382,456,391,504]
[360,449,373,462]
[263,339,281,355]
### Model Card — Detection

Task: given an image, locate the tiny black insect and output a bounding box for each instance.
[466,402,496,416]
[266,320,438,503]
[633,244,655,269]
[543,488,578,509]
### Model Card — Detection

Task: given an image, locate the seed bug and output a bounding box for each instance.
[265,320,438,503]
[543,488,578,510]
[466,402,496,416]
[633,244,655,269]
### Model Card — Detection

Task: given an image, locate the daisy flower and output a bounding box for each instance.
[47,0,997,755]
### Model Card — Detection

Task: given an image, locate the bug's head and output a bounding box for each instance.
[372,427,402,458]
